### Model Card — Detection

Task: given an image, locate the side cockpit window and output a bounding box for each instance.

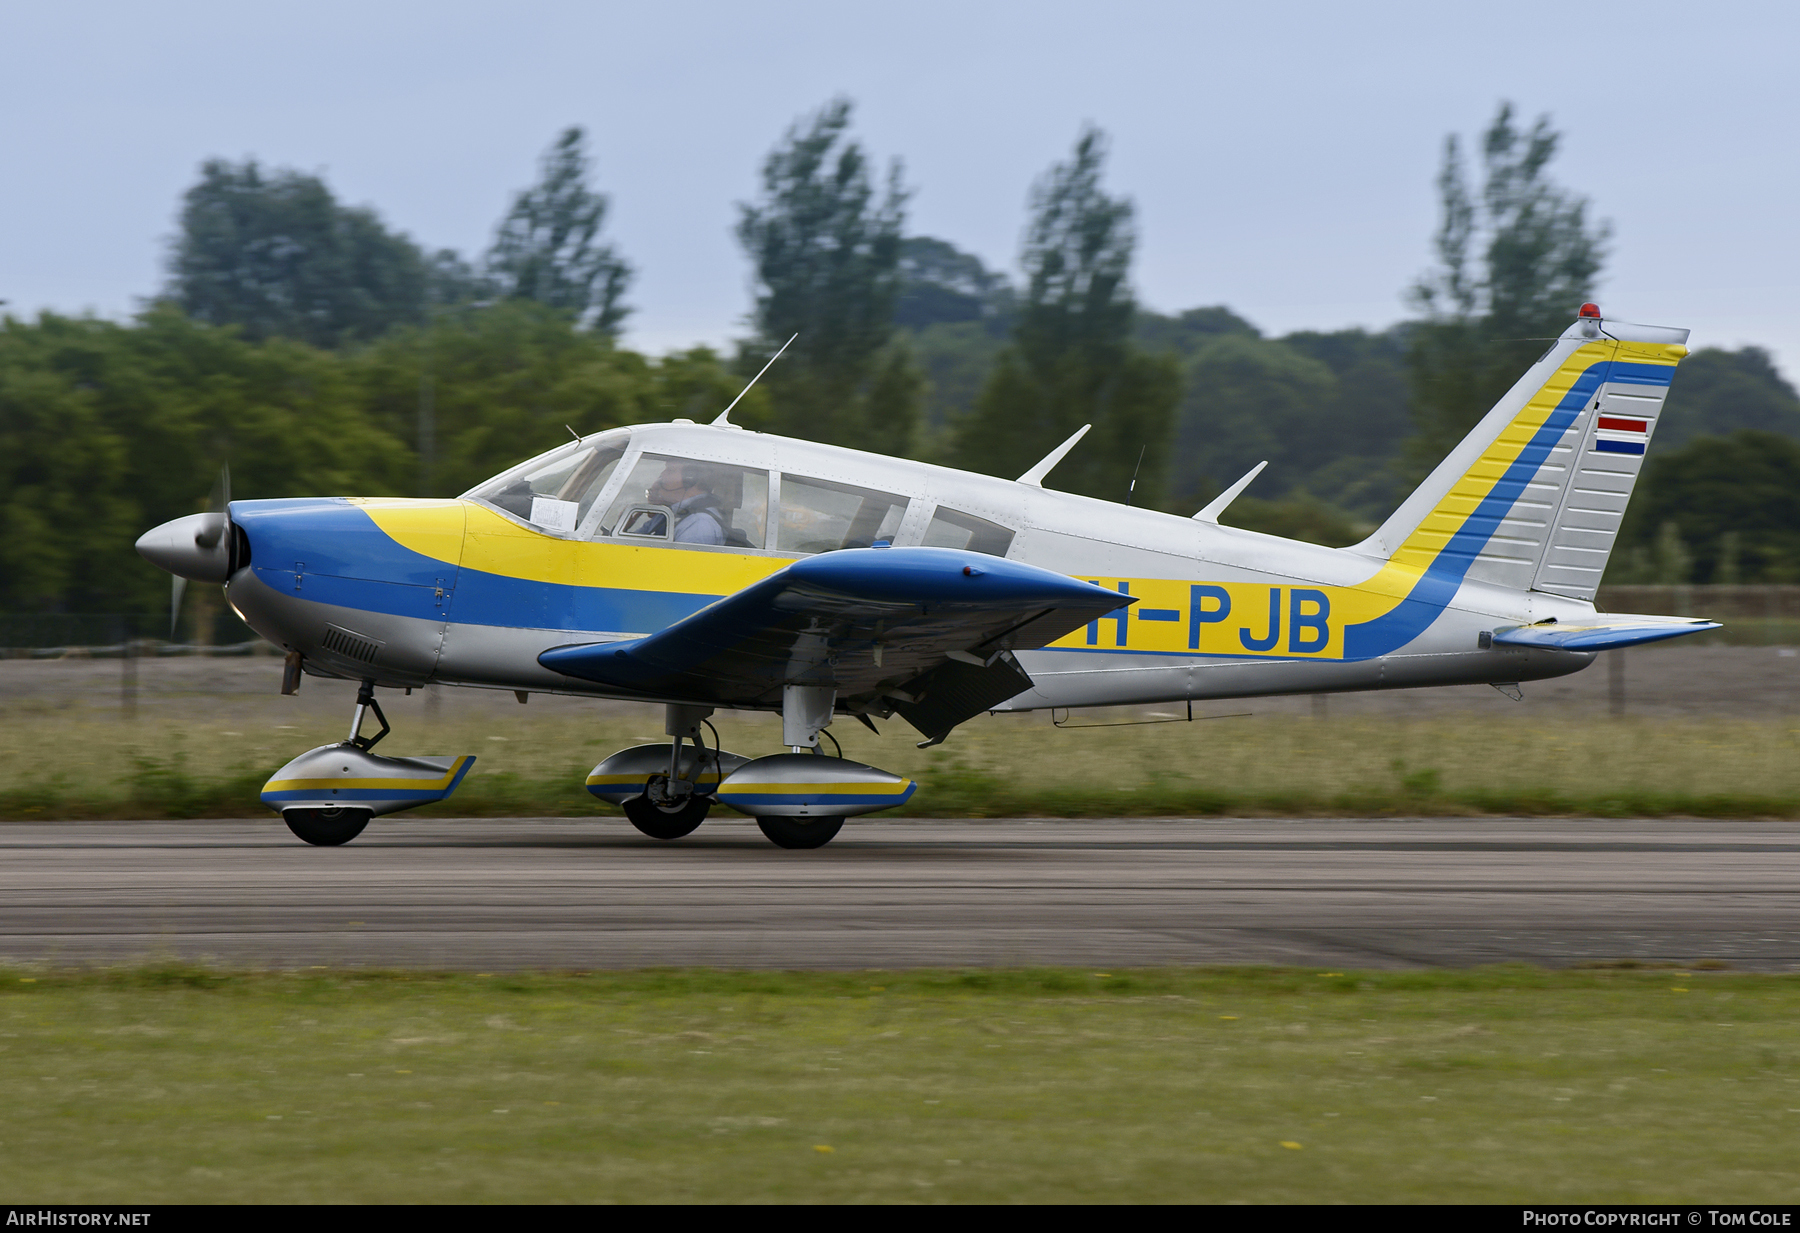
[777,475,908,554]
[469,437,626,534]
[601,454,770,549]
[922,506,1015,557]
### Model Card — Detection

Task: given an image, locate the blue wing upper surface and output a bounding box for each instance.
[538,546,1130,737]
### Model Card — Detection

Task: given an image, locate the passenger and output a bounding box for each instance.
[645,463,728,545]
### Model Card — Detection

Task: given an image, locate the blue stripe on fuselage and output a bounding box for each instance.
[450,571,717,633]
[233,498,449,588]
[234,497,721,633]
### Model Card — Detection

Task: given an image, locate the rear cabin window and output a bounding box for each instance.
[600,454,770,549]
[777,475,908,554]
[922,506,1015,557]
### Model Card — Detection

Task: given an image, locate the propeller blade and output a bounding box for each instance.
[170,575,187,641]
[192,465,232,550]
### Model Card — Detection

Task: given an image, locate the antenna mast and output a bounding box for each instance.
[711,334,798,426]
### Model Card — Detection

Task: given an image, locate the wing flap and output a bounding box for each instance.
[890,652,1036,747]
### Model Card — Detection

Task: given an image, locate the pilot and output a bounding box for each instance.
[645,462,728,545]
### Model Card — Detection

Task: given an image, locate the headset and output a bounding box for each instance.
[655,462,711,493]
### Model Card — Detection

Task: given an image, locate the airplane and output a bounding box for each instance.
[135,302,1717,849]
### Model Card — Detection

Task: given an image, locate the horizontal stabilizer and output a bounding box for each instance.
[1491,613,1720,653]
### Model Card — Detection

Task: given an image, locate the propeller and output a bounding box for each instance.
[169,465,231,641]
[193,465,230,549]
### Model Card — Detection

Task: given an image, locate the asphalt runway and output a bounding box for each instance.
[2,816,1798,971]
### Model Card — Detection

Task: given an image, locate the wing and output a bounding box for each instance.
[1491,612,1720,652]
[538,546,1131,742]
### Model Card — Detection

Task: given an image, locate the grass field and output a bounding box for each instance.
[3,965,1797,1203]
[2,708,1798,820]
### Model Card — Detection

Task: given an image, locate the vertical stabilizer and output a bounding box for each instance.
[1355,310,1689,602]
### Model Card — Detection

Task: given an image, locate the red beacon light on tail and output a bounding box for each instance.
[1578,302,1602,319]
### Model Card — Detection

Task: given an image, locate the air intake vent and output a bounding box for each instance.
[321,624,382,664]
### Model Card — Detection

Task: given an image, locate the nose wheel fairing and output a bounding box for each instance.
[261,745,477,817]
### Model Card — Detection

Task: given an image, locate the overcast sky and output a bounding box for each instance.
[4,0,1795,373]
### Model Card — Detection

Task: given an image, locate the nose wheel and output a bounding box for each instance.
[282,806,372,846]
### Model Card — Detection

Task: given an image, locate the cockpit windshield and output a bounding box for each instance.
[463,430,629,533]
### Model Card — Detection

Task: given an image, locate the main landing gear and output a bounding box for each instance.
[261,679,477,847]
[586,688,916,850]
[754,815,844,850]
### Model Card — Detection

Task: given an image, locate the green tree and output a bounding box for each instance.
[903,321,1007,459]
[486,128,632,335]
[1172,334,1336,508]
[894,237,1012,328]
[1155,316,1410,527]
[954,128,1180,504]
[1407,103,1609,468]
[1276,326,1414,520]
[736,98,919,454]
[1218,494,1366,548]
[166,159,430,347]
[1612,430,1800,583]
[1655,347,1800,448]
[0,308,410,616]
[352,302,767,498]
[1134,305,1258,359]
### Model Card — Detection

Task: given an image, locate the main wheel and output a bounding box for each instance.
[755,815,844,850]
[622,793,711,840]
[283,807,372,846]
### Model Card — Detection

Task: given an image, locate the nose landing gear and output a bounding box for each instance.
[261,679,477,846]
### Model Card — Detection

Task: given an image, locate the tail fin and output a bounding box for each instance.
[1357,310,1689,602]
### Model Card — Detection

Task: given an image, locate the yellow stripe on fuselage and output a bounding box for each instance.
[355,498,789,596]
[345,498,468,568]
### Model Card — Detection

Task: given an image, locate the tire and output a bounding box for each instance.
[755,815,844,850]
[622,793,711,840]
[283,807,372,846]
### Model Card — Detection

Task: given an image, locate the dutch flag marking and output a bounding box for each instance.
[1594,415,1649,456]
